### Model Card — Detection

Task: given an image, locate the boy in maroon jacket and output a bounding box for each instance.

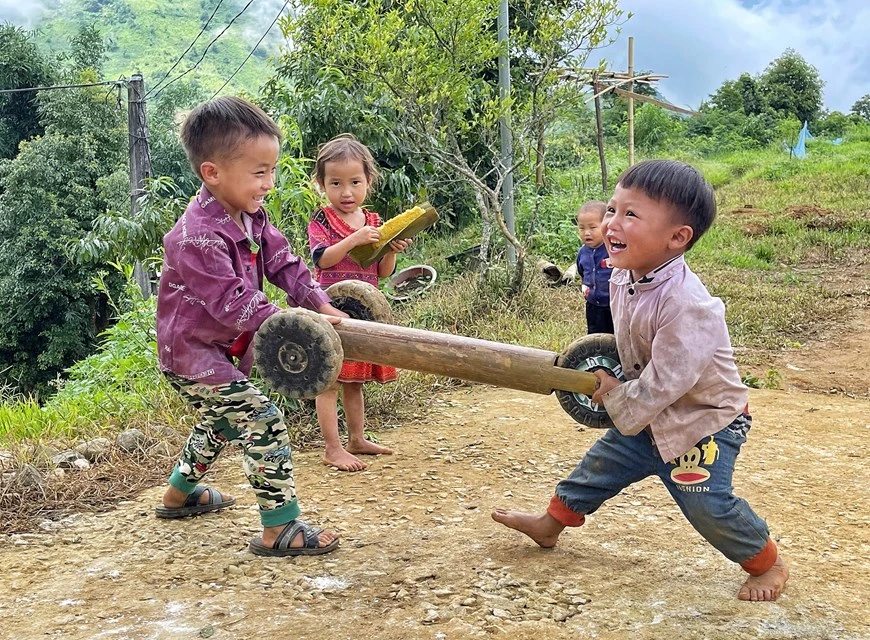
[155,96,345,557]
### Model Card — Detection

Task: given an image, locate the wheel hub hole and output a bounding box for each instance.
[278,343,308,374]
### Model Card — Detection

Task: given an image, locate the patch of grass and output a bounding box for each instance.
[696,266,839,352]
[716,139,870,215]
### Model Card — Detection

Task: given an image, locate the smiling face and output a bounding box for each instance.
[602,185,694,280]
[321,159,370,216]
[576,209,605,248]
[202,133,280,217]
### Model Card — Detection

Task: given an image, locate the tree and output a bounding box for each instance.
[706,79,743,113]
[273,0,621,291]
[759,49,824,124]
[0,25,56,159]
[147,82,206,195]
[633,103,682,150]
[851,94,870,121]
[0,28,126,397]
[735,73,765,115]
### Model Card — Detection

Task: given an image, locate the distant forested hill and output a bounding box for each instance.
[31,0,287,96]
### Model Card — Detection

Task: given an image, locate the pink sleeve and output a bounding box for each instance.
[307,217,331,256]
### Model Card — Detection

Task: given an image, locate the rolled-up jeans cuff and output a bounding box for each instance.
[547,495,586,527]
[740,538,778,576]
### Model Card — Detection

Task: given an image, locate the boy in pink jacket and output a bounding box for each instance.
[494,160,789,601]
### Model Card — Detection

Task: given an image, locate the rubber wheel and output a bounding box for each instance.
[555,333,624,428]
[326,281,393,323]
[253,308,343,399]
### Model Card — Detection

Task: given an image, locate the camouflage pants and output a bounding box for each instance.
[165,374,300,527]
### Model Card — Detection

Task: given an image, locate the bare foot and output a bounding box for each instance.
[323,447,367,472]
[491,509,564,548]
[738,556,789,601]
[347,438,393,456]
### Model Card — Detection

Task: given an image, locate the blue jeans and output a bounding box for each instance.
[554,414,770,564]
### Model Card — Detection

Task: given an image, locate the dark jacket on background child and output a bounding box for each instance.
[576,243,612,308]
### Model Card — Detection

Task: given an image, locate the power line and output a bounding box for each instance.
[211,0,289,99]
[144,0,226,99]
[0,80,125,95]
[6,257,73,327]
[151,0,256,101]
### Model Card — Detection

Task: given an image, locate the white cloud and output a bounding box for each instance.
[596,0,870,113]
[0,0,52,29]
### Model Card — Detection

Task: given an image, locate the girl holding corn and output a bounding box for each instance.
[307,134,411,472]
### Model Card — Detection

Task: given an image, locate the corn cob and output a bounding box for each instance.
[370,205,428,252]
[348,202,438,268]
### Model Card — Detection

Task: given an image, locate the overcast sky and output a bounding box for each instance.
[597,0,870,114]
[3,0,868,113]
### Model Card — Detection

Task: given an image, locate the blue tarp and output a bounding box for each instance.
[790,121,813,158]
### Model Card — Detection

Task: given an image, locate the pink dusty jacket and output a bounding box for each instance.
[156,186,330,384]
[601,255,749,462]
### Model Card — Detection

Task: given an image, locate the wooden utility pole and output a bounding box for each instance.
[127,73,153,299]
[627,36,635,167]
[593,74,607,193]
[497,0,516,265]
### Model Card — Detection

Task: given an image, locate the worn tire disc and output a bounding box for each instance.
[555,333,624,428]
[254,308,343,399]
[326,280,393,323]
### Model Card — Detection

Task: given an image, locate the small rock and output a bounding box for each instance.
[422,609,439,624]
[552,608,569,622]
[0,450,14,471]
[116,429,147,453]
[51,450,90,470]
[153,425,178,439]
[11,463,43,489]
[74,438,111,462]
[30,444,60,464]
[148,441,175,457]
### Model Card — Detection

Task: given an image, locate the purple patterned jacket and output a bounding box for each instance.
[156,186,330,384]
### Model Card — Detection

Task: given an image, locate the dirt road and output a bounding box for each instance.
[1,375,867,639]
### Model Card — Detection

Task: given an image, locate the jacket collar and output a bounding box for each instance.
[611,254,685,291]
[193,185,261,242]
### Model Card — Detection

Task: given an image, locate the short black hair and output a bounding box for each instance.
[616,160,716,249]
[577,200,607,222]
[180,96,282,179]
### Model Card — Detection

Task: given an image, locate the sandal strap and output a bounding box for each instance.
[184,485,208,507]
[183,485,227,507]
[274,520,324,551]
[206,487,225,505]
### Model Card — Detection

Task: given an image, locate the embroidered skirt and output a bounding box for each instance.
[338,360,397,384]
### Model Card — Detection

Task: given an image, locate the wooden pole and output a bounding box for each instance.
[611,87,698,115]
[127,73,154,299]
[497,0,516,266]
[593,75,607,194]
[627,36,635,167]
[334,318,599,396]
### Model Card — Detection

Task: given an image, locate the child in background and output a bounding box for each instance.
[155,96,346,557]
[574,200,613,334]
[493,160,789,601]
[308,134,410,472]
